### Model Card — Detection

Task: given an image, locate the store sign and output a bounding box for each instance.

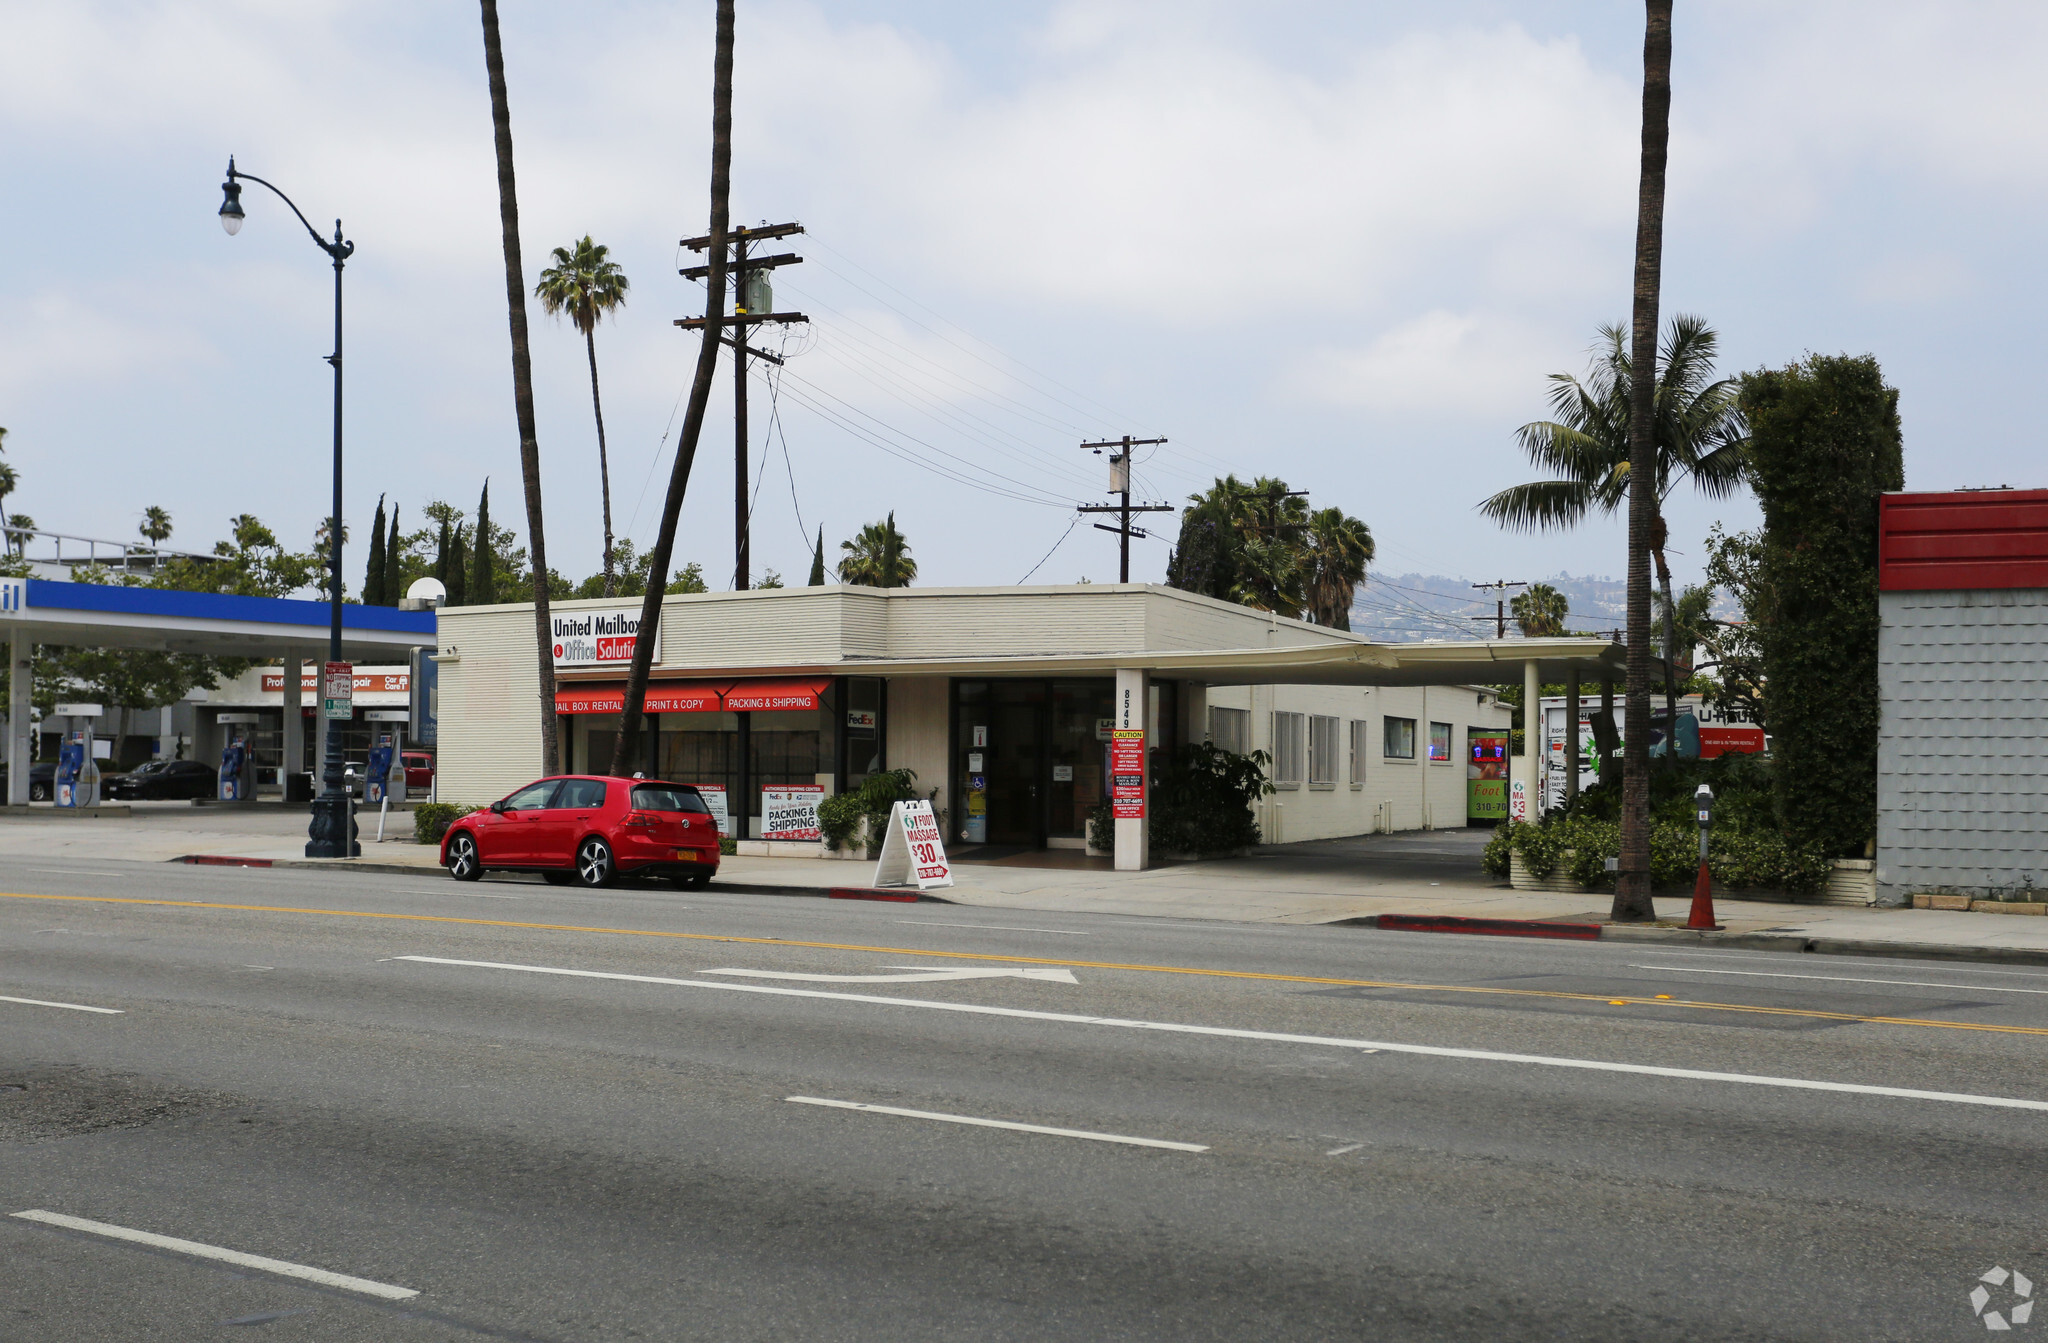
[264,671,408,694]
[762,785,824,842]
[322,662,354,721]
[550,608,658,668]
[1110,728,1145,819]
[846,709,878,730]
[1509,778,1529,823]
[873,799,953,889]
[694,784,731,838]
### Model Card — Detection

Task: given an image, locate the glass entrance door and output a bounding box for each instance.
[984,682,1045,846]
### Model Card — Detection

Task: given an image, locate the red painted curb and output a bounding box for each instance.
[180,854,276,868]
[828,887,922,903]
[1376,913,1602,941]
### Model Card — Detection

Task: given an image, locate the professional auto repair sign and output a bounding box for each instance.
[550,608,660,668]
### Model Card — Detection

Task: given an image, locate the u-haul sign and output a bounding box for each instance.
[551,607,660,668]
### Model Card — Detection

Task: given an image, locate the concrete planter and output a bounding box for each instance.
[1508,849,1590,894]
[1816,858,1877,907]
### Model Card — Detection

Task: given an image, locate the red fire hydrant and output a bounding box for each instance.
[1686,782,1723,931]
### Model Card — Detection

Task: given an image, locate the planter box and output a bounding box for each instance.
[1508,849,1590,894]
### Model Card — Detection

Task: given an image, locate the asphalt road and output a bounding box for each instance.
[3,854,2045,1341]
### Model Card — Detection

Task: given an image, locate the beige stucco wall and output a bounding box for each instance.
[1206,683,1509,841]
[885,676,950,826]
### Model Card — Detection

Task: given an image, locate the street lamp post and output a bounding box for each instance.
[218,157,359,858]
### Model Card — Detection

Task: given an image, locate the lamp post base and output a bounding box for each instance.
[306,790,360,858]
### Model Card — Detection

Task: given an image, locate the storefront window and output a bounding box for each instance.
[843,676,882,787]
[1050,679,1114,839]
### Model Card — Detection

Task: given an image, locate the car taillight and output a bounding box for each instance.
[625,812,657,829]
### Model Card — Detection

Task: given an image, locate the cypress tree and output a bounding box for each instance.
[386,503,403,602]
[469,482,495,605]
[433,517,450,590]
[364,495,388,605]
[1741,353,1904,858]
[808,525,825,585]
[447,524,469,606]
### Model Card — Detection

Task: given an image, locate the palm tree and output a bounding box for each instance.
[610,0,734,776]
[536,236,630,596]
[1303,507,1374,629]
[480,0,561,775]
[1621,0,1672,920]
[139,506,173,545]
[1479,315,1743,739]
[1511,582,1569,637]
[0,427,16,552]
[838,513,916,587]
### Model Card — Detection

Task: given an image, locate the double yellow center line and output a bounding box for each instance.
[7,891,2045,1037]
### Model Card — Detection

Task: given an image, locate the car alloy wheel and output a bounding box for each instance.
[575,837,615,888]
[447,833,482,882]
[30,783,50,802]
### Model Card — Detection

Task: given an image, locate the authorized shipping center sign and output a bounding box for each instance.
[551,607,660,669]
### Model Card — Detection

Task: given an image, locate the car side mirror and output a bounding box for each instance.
[490,800,508,814]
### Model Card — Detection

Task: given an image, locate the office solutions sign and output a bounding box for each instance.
[550,608,660,669]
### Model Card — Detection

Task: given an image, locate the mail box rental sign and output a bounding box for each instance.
[551,608,660,668]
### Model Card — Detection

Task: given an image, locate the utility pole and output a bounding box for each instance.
[1471,579,1529,639]
[1077,435,1171,583]
[678,221,805,589]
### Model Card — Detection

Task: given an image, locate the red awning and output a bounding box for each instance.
[721,677,832,713]
[554,681,728,715]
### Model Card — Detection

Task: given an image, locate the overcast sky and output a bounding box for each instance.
[1,2,2037,596]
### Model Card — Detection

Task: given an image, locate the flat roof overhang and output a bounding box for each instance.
[553,637,1630,689]
[0,578,435,661]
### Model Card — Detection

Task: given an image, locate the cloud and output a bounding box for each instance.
[1287,310,1575,416]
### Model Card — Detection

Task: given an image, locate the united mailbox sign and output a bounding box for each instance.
[551,608,659,669]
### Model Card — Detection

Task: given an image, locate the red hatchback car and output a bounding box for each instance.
[441,775,721,888]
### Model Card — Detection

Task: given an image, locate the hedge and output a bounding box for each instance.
[412,803,477,846]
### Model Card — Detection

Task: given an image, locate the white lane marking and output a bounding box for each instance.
[895,920,1090,936]
[1325,1143,1366,1156]
[9,1210,418,1300]
[0,994,122,1015]
[786,1096,1207,1151]
[703,966,1079,984]
[27,869,128,877]
[392,956,2048,1113]
[1629,964,2048,995]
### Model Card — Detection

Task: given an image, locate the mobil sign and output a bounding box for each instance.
[551,607,660,669]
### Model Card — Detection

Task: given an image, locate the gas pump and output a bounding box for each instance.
[365,735,395,806]
[56,729,100,808]
[218,735,252,802]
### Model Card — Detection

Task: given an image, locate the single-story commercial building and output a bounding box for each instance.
[436,583,1621,870]
[195,663,418,792]
[1877,488,2048,904]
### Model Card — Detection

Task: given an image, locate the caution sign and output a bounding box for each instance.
[873,799,954,890]
[1110,728,1145,819]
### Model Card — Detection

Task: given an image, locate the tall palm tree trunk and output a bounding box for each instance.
[610,0,733,776]
[1652,513,1680,761]
[1615,0,1672,923]
[480,0,559,775]
[584,327,617,598]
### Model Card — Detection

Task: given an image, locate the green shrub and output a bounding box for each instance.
[719,835,737,857]
[1149,744,1271,856]
[813,769,921,857]
[1087,796,1114,853]
[816,791,866,852]
[413,803,476,846]
[1491,805,1832,896]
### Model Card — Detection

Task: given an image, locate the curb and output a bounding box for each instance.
[1353,913,2048,968]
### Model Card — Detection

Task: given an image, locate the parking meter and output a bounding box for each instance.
[218,736,247,802]
[1685,783,1722,930]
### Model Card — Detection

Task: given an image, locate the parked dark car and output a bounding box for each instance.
[440,776,721,888]
[103,759,219,801]
[0,760,57,801]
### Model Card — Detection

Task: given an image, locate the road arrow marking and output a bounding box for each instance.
[702,966,1078,985]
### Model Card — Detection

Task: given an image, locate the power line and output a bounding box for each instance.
[1076,435,1173,583]
[1017,516,1081,584]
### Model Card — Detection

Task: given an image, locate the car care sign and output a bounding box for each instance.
[550,607,660,668]
[762,785,825,842]
[322,662,354,721]
[1110,729,1145,819]
[872,799,953,889]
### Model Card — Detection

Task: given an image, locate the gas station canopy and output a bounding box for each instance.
[0,577,435,660]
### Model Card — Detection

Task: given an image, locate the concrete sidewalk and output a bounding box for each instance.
[4,804,2045,962]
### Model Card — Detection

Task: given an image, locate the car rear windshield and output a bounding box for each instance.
[632,783,711,814]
